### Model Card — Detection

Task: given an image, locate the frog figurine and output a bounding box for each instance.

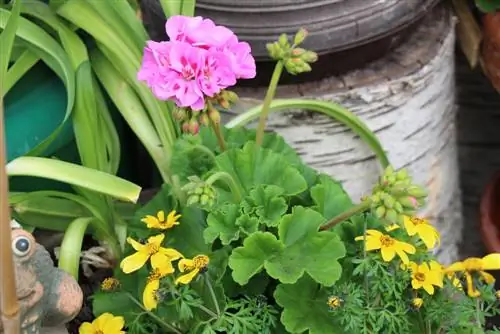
[0,222,83,333]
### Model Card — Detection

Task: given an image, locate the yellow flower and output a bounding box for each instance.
[355,229,416,264]
[141,210,181,230]
[409,261,443,295]
[101,277,120,292]
[143,265,173,311]
[496,290,500,299]
[79,312,125,334]
[175,255,209,285]
[445,253,500,297]
[120,234,183,274]
[327,296,343,309]
[412,297,423,309]
[403,216,440,249]
[385,224,400,232]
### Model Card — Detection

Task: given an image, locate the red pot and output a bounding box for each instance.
[480,172,500,253]
[482,12,500,93]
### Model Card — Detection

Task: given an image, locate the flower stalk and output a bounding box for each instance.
[205,171,242,203]
[255,61,284,147]
[319,199,372,231]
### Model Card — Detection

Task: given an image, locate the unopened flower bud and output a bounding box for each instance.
[224,90,239,103]
[199,113,210,126]
[399,196,418,209]
[182,122,190,133]
[383,196,395,209]
[385,209,398,222]
[218,97,230,109]
[291,48,306,57]
[188,118,199,135]
[293,28,308,46]
[278,33,289,48]
[395,168,409,181]
[393,202,403,213]
[173,108,187,122]
[406,186,427,198]
[374,206,386,219]
[208,107,221,124]
[186,195,199,206]
[301,50,318,63]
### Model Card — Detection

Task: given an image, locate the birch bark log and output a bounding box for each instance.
[225,5,461,264]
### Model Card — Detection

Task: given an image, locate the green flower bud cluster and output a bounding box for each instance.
[182,176,217,209]
[266,28,318,75]
[370,166,428,224]
[172,90,238,134]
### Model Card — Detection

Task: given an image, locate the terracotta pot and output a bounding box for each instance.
[482,12,500,93]
[480,172,500,253]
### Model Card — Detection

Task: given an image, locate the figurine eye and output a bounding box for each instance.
[12,236,31,257]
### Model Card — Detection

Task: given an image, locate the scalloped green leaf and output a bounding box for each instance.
[215,141,307,196]
[274,276,340,334]
[229,232,284,285]
[310,174,353,220]
[241,185,288,227]
[204,203,247,245]
[229,207,345,286]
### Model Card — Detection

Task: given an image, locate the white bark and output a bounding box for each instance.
[227,7,460,264]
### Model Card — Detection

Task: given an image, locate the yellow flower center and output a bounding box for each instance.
[95,331,104,334]
[193,255,210,269]
[146,243,160,255]
[147,268,163,283]
[101,277,120,291]
[462,258,483,271]
[327,296,342,309]
[410,217,427,225]
[414,272,426,282]
[380,235,395,247]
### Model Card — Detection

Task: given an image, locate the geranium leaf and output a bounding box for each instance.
[235,214,260,235]
[274,276,341,334]
[311,174,353,220]
[204,204,241,245]
[229,207,345,286]
[215,142,307,196]
[228,232,283,285]
[241,185,288,227]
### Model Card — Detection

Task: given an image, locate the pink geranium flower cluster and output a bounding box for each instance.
[138,15,256,110]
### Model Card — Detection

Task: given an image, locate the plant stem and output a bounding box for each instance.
[0,92,20,334]
[475,298,482,328]
[362,217,368,334]
[126,293,182,334]
[205,274,221,317]
[319,200,372,231]
[192,145,217,163]
[205,171,243,202]
[210,120,226,152]
[255,61,284,147]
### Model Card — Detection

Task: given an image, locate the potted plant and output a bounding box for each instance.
[80,15,500,333]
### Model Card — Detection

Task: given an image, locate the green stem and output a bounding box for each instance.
[210,119,226,152]
[255,61,284,147]
[319,200,372,231]
[205,171,243,203]
[58,217,93,279]
[126,293,182,334]
[205,274,221,317]
[362,217,368,334]
[475,298,482,328]
[192,145,217,163]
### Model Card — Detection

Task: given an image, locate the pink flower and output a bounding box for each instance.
[166,15,256,79]
[138,41,206,110]
[198,50,236,97]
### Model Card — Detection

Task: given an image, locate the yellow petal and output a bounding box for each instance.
[160,247,184,260]
[365,237,382,251]
[354,236,366,241]
[94,313,114,330]
[175,268,200,285]
[150,253,175,273]
[126,237,145,251]
[395,248,410,265]
[141,215,160,228]
[78,322,95,334]
[403,216,417,236]
[148,234,165,247]
[411,278,423,290]
[465,272,480,298]
[366,230,383,237]
[428,271,444,288]
[102,315,125,333]
[480,271,496,284]
[423,283,435,295]
[398,241,416,255]
[381,247,396,262]
[385,224,400,232]
[418,225,439,249]
[409,262,418,272]
[143,279,160,311]
[481,253,500,270]
[120,251,150,274]
[178,258,195,272]
[445,261,465,273]
[167,210,181,222]
[157,210,165,222]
